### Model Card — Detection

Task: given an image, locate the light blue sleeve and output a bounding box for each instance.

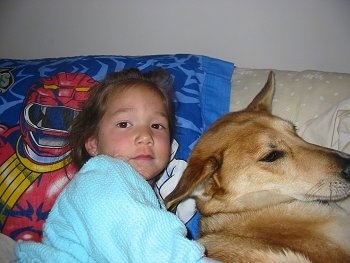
[14,155,206,263]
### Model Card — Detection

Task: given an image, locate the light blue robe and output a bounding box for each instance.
[14,155,206,263]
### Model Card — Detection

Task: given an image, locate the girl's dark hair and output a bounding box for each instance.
[69,67,175,168]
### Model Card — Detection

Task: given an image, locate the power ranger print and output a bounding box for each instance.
[0,72,98,241]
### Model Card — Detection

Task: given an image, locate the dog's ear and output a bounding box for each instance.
[246,71,275,113]
[165,154,221,212]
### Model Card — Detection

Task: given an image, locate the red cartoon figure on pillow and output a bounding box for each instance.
[0,72,98,241]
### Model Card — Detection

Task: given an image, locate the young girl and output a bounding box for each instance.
[13,68,216,262]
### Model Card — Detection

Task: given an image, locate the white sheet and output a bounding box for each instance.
[299,98,350,154]
[0,233,15,262]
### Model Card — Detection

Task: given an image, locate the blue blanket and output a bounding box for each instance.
[14,156,206,262]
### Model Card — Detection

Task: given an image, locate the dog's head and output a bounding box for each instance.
[166,71,350,215]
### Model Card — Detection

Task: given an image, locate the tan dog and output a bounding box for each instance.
[166,71,350,263]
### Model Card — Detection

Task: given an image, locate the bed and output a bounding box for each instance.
[1,54,349,261]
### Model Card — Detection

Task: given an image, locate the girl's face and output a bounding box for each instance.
[85,85,171,181]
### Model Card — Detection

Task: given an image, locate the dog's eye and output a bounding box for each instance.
[260,150,284,162]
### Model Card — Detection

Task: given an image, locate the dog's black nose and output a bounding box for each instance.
[336,152,350,182]
[342,166,350,182]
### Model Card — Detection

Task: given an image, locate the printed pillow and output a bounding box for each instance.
[0,54,234,241]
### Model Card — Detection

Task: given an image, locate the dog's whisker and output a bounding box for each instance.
[305,180,350,205]
[306,181,325,201]
[330,180,350,200]
[330,182,335,201]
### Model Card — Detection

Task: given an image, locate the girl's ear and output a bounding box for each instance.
[84,136,98,156]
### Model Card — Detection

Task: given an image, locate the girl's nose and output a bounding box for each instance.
[136,127,154,145]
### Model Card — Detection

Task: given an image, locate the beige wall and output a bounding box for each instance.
[1,0,350,72]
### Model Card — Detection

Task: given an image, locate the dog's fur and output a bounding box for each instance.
[165,71,350,263]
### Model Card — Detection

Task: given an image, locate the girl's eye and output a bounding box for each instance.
[151,123,165,130]
[116,122,131,128]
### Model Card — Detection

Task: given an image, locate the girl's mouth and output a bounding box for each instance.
[134,155,153,160]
